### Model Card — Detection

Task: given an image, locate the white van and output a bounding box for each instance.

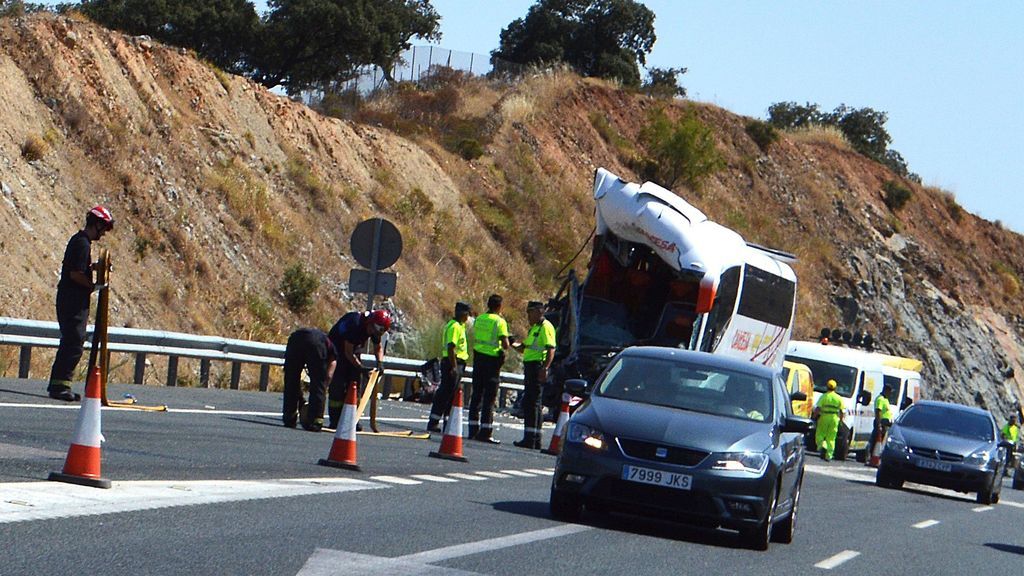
[785,340,924,460]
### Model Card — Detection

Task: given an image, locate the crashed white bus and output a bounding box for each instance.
[548,168,798,388]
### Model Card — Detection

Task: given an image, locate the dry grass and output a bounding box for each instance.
[206,158,289,249]
[785,125,852,150]
[518,66,578,115]
[21,134,48,161]
[499,93,536,125]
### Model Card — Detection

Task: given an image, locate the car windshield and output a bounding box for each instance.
[785,355,858,398]
[898,405,994,441]
[597,355,773,422]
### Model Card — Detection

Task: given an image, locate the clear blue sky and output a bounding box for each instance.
[68,0,1024,233]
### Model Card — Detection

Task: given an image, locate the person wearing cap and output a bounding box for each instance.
[325,309,392,431]
[512,301,556,449]
[282,328,337,430]
[866,383,894,466]
[46,205,114,401]
[469,294,511,444]
[427,302,470,433]
[813,379,845,461]
[1001,414,1019,476]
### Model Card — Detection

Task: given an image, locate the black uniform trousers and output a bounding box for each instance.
[48,291,90,391]
[520,361,544,446]
[282,329,330,427]
[328,360,362,429]
[468,352,503,438]
[428,357,466,429]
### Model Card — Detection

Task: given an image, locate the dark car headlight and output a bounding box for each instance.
[566,422,608,451]
[885,432,909,453]
[711,451,768,474]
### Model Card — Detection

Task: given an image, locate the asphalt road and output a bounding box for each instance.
[3,377,1023,576]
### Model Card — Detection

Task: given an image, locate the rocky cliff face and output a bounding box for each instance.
[1,13,1021,413]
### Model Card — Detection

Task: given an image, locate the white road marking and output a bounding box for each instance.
[447,473,488,481]
[973,506,994,512]
[524,469,553,475]
[997,500,1024,509]
[410,474,458,483]
[0,403,429,422]
[815,550,860,570]
[368,475,422,486]
[912,519,940,529]
[0,477,384,524]
[499,470,537,477]
[397,524,593,564]
[475,471,513,479]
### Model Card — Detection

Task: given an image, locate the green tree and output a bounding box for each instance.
[491,0,656,87]
[253,0,440,93]
[767,101,825,130]
[280,263,319,314]
[638,107,724,190]
[828,104,890,161]
[642,66,687,99]
[77,0,260,73]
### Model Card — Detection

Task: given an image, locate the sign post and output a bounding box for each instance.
[349,218,402,310]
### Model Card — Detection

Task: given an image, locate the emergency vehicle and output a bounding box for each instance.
[785,340,924,460]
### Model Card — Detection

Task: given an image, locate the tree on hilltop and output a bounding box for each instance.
[491,0,656,87]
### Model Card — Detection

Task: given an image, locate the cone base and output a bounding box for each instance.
[318,458,361,471]
[429,451,468,462]
[48,471,111,489]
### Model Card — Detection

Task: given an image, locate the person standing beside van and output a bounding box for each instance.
[867,383,894,465]
[814,379,844,461]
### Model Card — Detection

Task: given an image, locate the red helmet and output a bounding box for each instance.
[369,309,392,331]
[88,205,114,229]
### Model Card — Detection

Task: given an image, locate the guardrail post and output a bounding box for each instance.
[133,353,146,384]
[167,356,179,387]
[18,346,31,379]
[259,364,270,392]
[230,362,241,390]
[200,359,211,388]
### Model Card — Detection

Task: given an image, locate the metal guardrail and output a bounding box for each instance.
[0,317,524,403]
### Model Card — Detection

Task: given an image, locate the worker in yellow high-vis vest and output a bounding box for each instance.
[426,302,470,433]
[512,301,556,449]
[867,383,894,466]
[814,379,845,461]
[469,294,511,444]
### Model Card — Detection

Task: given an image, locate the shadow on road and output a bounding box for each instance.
[0,387,53,400]
[985,543,1024,556]
[224,416,286,429]
[490,500,550,520]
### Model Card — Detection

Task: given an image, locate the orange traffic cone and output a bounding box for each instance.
[318,381,361,471]
[429,387,468,462]
[868,427,884,467]
[49,367,111,489]
[542,394,571,456]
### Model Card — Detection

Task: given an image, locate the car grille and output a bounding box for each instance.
[590,478,717,518]
[617,438,709,467]
[908,446,965,463]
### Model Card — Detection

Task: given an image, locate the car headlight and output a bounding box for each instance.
[566,422,608,451]
[885,433,909,453]
[964,449,991,467]
[711,451,768,474]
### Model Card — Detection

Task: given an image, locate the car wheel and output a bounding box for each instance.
[772,477,800,544]
[549,487,583,522]
[742,490,776,551]
[876,466,903,489]
[977,478,996,505]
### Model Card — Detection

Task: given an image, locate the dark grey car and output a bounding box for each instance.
[876,400,1011,504]
[549,347,812,550]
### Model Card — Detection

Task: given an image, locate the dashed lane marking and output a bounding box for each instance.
[447,473,488,481]
[410,474,459,483]
[912,519,940,529]
[998,500,1024,509]
[369,475,423,486]
[524,469,553,475]
[475,471,513,479]
[815,550,860,570]
[973,506,994,512]
[499,470,537,477]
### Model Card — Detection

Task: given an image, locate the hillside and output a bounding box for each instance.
[1,13,1022,414]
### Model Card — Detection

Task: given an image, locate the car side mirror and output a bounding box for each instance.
[782,416,814,434]
[858,391,871,406]
[565,378,589,397]
[790,391,807,402]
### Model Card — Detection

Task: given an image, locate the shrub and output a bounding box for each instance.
[642,67,687,99]
[589,112,634,159]
[21,134,48,161]
[638,107,724,190]
[883,180,913,212]
[744,119,778,152]
[280,263,319,314]
[394,187,434,221]
[454,138,484,160]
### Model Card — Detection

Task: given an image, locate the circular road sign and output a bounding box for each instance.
[350,218,402,270]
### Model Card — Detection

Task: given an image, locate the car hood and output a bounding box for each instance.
[895,426,993,456]
[580,395,774,453]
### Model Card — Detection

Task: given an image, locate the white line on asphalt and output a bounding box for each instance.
[368,475,423,486]
[474,471,513,479]
[997,500,1024,509]
[0,477,384,524]
[0,403,429,423]
[973,506,994,512]
[912,519,940,529]
[447,473,488,481]
[815,550,860,570]
[397,524,593,564]
[524,469,553,475]
[499,470,537,477]
[410,474,458,483]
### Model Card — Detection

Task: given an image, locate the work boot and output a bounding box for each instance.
[513,438,540,450]
[48,389,81,402]
[475,431,501,445]
[301,419,323,432]
[282,416,297,429]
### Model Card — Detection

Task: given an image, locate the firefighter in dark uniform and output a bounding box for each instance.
[513,301,556,449]
[468,294,510,444]
[47,205,114,402]
[326,309,392,430]
[427,302,470,433]
[282,328,337,430]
